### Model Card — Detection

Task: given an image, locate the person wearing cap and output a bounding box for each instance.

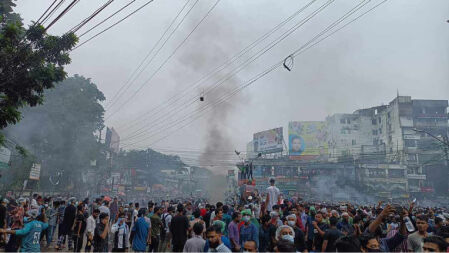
[337,212,354,235]
[239,209,259,249]
[266,178,280,213]
[0,209,48,252]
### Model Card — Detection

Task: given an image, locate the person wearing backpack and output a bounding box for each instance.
[159,206,174,252]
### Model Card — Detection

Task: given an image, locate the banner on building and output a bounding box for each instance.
[105,127,120,153]
[288,121,328,160]
[253,127,283,154]
[29,163,41,180]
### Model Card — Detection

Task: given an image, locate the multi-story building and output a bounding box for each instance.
[327,95,449,196]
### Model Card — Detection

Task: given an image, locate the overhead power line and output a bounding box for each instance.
[105,0,221,120]
[77,0,137,37]
[115,0,319,131]
[72,0,155,51]
[40,0,66,25]
[36,0,58,25]
[123,0,389,149]
[119,0,335,143]
[45,0,80,31]
[104,0,196,110]
[69,0,115,34]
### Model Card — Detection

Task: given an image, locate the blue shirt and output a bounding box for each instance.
[16,220,49,252]
[204,236,231,252]
[132,217,150,251]
[239,223,259,248]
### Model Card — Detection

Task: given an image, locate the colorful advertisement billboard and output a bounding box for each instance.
[288,121,328,160]
[253,127,283,154]
[106,127,120,153]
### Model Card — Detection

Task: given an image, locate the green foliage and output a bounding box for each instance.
[0,0,78,129]
[3,75,106,191]
[15,145,27,157]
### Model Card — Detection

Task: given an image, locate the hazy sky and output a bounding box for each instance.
[15,0,449,168]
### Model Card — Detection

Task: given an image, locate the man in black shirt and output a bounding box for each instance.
[169,205,190,252]
[72,204,87,252]
[322,216,343,252]
[94,213,109,252]
[312,213,329,252]
[58,198,77,250]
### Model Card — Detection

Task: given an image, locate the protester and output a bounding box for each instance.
[183,222,206,252]
[266,178,280,212]
[206,225,232,252]
[85,208,100,252]
[170,205,190,252]
[94,213,109,252]
[239,209,259,249]
[72,204,87,252]
[111,212,130,252]
[132,208,151,253]
[149,206,162,252]
[408,215,430,252]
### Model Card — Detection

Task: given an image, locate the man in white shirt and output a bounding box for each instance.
[98,201,110,216]
[85,209,100,252]
[265,178,280,212]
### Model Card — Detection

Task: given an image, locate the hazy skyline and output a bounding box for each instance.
[15,0,449,169]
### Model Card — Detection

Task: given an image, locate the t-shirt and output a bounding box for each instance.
[313,223,329,252]
[323,228,343,252]
[73,214,87,235]
[94,223,108,252]
[266,186,280,212]
[170,214,190,245]
[150,214,162,236]
[132,217,150,251]
[16,220,49,252]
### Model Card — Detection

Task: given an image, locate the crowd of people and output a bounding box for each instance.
[0,178,449,252]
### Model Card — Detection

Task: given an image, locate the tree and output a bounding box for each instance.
[2,75,106,192]
[0,0,77,129]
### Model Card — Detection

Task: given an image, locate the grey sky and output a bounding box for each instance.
[15,0,449,169]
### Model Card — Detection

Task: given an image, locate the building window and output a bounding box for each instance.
[379,128,382,134]
[341,129,345,134]
[378,118,381,124]
[340,119,345,124]
[405,139,416,147]
[372,130,377,135]
[347,119,351,124]
[372,119,377,125]
[352,140,356,145]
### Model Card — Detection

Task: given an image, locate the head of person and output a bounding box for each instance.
[193,209,201,219]
[138,208,147,217]
[329,216,339,227]
[232,211,241,223]
[417,215,429,234]
[215,209,223,220]
[168,206,175,214]
[103,200,109,207]
[261,214,271,226]
[342,212,350,222]
[435,217,444,228]
[423,236,449,253]
[274,239,296,253]
[92,208,100,218]
[27,209,39,221]
[222,205,229,214]
[286,214,296,228]
[241,209,252,224]
[206,224,223,249]
[213,220,226,234]
[315,213,323,223]
[77,204,84,214]
[177,204,184,215]
[272,204,280,213]
[216,202,223,210]
[154,206,162,216]
[193,221,204,236]
[269,177,275,186]
[243,240,258,252]
[331,209,339,218]
[276,225,295,243]
[113,197,117,203]
[336,236,362,252]
[360,233,380,252]
[99,213,109,225]
[135,202,140,210]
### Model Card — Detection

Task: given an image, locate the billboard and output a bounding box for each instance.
[288,121,328,160]
[253,127,283,154]
[29,163,41,180]
[105,127,120,153]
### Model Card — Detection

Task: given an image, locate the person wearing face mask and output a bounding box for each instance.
[239,210,259,250]
[270,211,283,227]
[286,214,306,252]
[276,225,295,245]
[322,216,343,252]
